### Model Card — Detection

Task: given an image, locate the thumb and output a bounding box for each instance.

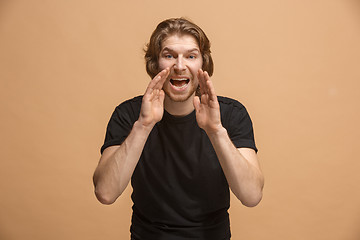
[193,96,201,112]
[159,90,165,103]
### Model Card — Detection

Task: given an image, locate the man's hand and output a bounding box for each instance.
[138,68,170,128]
[94,68,170,204]
[193,69,223,135]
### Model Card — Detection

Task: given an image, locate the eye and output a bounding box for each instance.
[188,54,198,59]
[165,54,173,59]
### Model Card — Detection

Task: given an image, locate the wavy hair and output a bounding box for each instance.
[144,18,214,79]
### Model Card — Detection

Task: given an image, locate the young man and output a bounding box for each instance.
[93,18,264,240]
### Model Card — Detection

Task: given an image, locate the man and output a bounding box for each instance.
[93,18,264,240]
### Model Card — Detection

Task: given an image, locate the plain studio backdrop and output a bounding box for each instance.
[0,0,359,239]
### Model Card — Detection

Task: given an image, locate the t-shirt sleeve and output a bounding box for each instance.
[100,100,139,154]
[226,101,258,152]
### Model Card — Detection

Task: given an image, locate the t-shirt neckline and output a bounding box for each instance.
[162,109,196,123]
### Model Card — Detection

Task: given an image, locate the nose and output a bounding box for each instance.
[174,57,186,73]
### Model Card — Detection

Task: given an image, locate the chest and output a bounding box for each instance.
[135,119,227,188]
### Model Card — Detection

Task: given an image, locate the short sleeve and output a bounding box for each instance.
[220,98,258,152]
[100,96,142,154]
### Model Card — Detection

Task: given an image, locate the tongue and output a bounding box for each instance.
[172,80,187,87]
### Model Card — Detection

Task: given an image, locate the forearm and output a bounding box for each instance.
[207,127,264,207]
[93,120,153,204]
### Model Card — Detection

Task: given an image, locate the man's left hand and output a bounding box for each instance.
[193,69,223,135]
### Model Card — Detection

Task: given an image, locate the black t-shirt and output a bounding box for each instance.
[101,96,257,240]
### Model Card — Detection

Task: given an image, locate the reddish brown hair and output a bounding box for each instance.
[145,18,214,79]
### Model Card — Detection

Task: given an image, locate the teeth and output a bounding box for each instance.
[173,83,188,89]
[171,78,188,81]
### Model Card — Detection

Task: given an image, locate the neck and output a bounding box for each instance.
[164,94,195,117]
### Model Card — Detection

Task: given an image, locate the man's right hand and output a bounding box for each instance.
[93,68,170,205]
[138,68,169,128]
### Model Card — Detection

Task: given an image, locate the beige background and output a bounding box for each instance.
[1,0,360,239]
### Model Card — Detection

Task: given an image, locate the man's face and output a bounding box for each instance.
[158,34,203,102]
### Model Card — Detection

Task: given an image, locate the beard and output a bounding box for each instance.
[162,81,198,102]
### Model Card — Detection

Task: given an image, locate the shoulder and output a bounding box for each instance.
[113,95,142,113]
[217,96,246,112]
[218,96,257,151]
[217,96,252,131]
[115,95,143,110]
[110,95,143,123]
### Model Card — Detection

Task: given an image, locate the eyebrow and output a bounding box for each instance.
[161,47,200,53]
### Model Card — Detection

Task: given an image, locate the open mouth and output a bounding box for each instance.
[170,78,190,89]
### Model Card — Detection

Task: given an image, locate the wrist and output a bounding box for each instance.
[133,120,154,135]
[205,125,227,140]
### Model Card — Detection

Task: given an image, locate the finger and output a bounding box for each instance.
[203,70,211,94]
[145,68,169,95]
[145,75,161,96]
[193,95,201,112]
[197,69,207,95]
[153,89,160,100]
[201,93,209,105]
[204,71,217,102]
[154,67,170,89]
[159,89,165,103]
